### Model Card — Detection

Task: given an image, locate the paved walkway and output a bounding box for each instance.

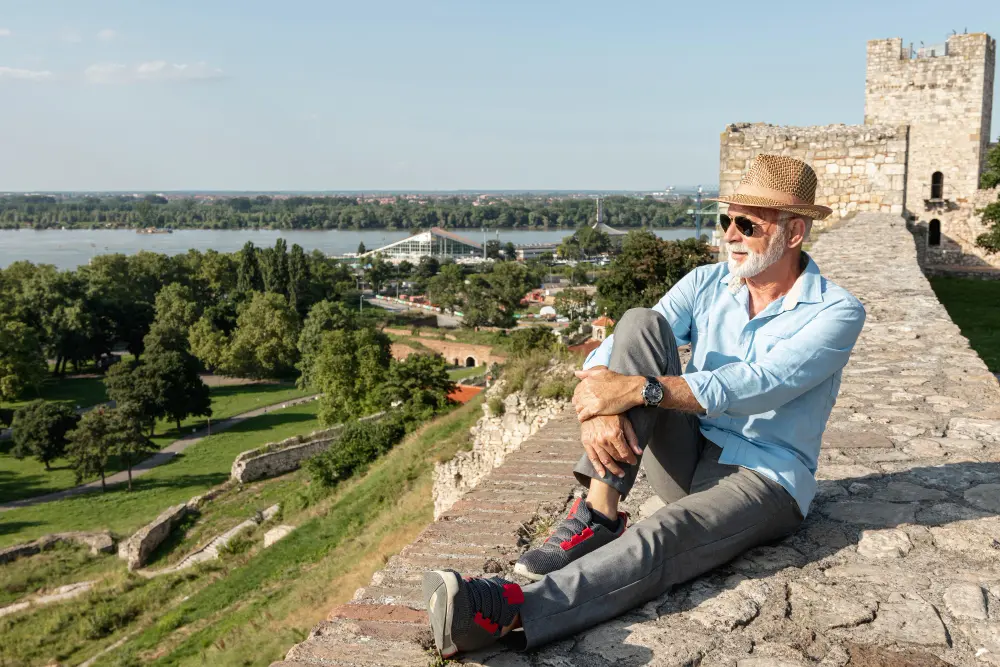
[276,213,1000,667]
[0,394,319,512]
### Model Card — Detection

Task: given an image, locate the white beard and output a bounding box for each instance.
[727,228,788,279]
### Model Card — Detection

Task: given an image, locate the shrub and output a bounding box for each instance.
[306,416,407,487]
[487,397,505,417]
[507,326,557,358]
[219,529,255,558]
[537,379,575,401]
[83,599,140,639]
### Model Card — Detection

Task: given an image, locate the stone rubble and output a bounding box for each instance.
[275,213,1000,667]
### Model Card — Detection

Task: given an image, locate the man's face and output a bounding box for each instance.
[723,205,791,279]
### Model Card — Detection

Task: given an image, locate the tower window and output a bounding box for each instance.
[928,219,941,246]
[930,172,944,200]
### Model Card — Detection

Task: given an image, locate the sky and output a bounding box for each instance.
[0,1,998,192]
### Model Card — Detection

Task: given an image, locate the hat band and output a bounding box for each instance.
[735,182,814,207]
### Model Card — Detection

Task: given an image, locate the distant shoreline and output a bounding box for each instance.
[0,226,701,232]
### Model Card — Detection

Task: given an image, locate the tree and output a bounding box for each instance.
[104,360,163,436]
[296,300,357,389]
[571,263,590,286]
[287,243,312,315]
[313,327,392,425]
[225,291,301,379]
[357,241,367,255]
[383,354,456,418]
[236,241,263,294]
[485,239,502,259]
[596,231,714,319]
[554,288,594,321]
[66,408,116,491]
[558,227,610,260]
[427,263,465,313]
[981,139,1000,189]
[462,261,536,328]
[396,260,415,279]
[503,242,517,261]
[152,283,201,331]
[260,238,290,296]
[975,141,1000,253]
[364,253,393,294]
[11,401,80,470]
[507,326,557,358]
[188,315,230,372]
[145,349,212,431]
[109,403,156,491]
[0,318,47,403]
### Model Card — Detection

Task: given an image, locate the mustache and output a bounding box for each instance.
[727,242,753,254]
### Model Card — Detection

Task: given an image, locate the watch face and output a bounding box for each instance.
[644,380,663,406]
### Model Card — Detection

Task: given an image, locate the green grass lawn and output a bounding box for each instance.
[0,401,319,542]
[447,364,486,381]
[4,376,109,412]
[0,383,313,506]
[929,277,1000,372]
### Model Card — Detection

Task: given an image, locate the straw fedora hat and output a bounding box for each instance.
[709,154,832,220]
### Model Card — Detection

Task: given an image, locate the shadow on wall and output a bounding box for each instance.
[908,220,997,270]
[476,460,999,665]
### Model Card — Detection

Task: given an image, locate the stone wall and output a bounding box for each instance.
[911,185,1000,269]
[0,531,114,565]
[117,504,190,571]
[390,337,505,367]
[431,380,570,519]
[865,34,996,216]
[719,123,908,223]
[230,415,384,484]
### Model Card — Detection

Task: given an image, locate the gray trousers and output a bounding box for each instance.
[518,308,803,649]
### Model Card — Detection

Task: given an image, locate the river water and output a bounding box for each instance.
[0,228,698,269]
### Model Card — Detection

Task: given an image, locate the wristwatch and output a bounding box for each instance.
[641,376,664,407]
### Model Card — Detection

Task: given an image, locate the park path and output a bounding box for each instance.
[0,394,319,512]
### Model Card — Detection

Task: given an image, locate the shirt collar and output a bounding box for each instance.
[721,253,823,311]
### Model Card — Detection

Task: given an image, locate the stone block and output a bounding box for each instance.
[872,593,948,647]
[857,528,913,558]
[264,525,295,548]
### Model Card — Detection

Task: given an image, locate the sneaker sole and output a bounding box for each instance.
[512,562,545,582]
[422,570,459,658]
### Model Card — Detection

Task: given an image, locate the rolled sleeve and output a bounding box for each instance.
[682,370,730,417]
[583,334,614,370]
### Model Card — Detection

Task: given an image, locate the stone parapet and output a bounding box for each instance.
[0,531,114,565]
[432,382,570,519]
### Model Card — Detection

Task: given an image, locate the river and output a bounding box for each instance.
[0,228,699,270]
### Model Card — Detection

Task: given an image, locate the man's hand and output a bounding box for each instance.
[581,413,642,478]
[573,367,645,422]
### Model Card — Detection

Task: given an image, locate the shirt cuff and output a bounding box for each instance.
[682,370,730,417]
[582,346,611,370]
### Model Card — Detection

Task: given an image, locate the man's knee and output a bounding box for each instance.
[617,308,668,339]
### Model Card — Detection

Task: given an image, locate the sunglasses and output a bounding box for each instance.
[719,214,760,238]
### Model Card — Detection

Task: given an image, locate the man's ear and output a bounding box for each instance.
[787,217,806,248]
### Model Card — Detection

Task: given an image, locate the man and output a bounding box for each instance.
[422,154,866,657]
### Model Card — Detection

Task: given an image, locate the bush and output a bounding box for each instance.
[307,416,407,487]
[507,326,557,358]
[219,529,255,558]
[487,397,505,417]
[83,599,141,639]
[537,379,575,401]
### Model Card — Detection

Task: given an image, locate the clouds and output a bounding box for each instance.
[96,28,117,41]
[85,61,225,84]
[0,66,53,81]
[0,28,11,37]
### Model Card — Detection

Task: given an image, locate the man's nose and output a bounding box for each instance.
[723,219,742,243]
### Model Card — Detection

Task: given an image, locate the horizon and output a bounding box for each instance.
[0,1,997,191]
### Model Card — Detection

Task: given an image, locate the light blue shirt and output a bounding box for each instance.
[584,255,865,517]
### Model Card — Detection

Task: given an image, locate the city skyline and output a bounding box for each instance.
[0,0,997,191]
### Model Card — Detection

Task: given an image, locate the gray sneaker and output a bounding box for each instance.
[422,569,524,658]
[513,497,627,581]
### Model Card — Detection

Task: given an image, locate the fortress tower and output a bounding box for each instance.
[865,33,996,218]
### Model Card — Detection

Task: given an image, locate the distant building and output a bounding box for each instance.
[514,243,558,261]
[593,197,628,246]
[362,226,482,263]
[591,315,614,341]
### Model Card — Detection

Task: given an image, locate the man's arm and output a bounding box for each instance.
[574,299,865,421]
[581,269,701,370]
[681,300,866,417]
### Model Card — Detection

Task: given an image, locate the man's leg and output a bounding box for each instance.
[516,444,803,649]
[572,307,703,511]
